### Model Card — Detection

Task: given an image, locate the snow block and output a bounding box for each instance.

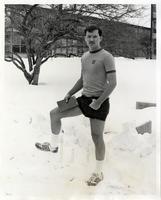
[136,101,156,109]
[136,121,152,135]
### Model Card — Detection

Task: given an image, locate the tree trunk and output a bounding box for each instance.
[25,41,33,72]
[31,56,42,85]
[23,70,33,84]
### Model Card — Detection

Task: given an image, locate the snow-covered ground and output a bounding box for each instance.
[0,57,160,200]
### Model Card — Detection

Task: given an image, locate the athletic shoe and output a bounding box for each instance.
[35,142,58,153]
[86,172,103,186]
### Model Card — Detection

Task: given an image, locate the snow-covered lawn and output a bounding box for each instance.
[0,57,160,200]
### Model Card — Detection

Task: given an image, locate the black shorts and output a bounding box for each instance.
[77,95,110,121]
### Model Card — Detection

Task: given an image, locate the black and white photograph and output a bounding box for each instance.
[0,1,160,200]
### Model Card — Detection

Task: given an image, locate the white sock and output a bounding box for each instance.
[50,134,59,151]
[94,160,104,175]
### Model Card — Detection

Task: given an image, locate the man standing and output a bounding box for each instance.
[35,25,117,186]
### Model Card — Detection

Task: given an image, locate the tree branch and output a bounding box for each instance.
[5,56,25,72]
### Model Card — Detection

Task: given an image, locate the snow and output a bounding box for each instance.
[0,57,160,200]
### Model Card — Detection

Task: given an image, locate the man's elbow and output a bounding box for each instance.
[114,79,117,88]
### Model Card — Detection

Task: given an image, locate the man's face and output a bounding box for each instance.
[85,29,102,51]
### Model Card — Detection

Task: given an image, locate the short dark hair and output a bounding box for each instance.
[84,25,102,36]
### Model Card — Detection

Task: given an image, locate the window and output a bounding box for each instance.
[61,39,67,46]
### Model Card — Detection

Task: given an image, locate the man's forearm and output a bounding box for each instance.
[96,83,116,105]
[67,78,83,96]
[97,73,117,105]
[89,72,117,110]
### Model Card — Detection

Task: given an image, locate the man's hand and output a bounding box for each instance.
[64,93,71,103]
[89,99,101,110]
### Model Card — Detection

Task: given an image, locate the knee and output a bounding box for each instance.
[91,132,103,145]
[50,108,59,120]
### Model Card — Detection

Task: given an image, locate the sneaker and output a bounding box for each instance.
[35,142,58,153]
[86,172,103,186]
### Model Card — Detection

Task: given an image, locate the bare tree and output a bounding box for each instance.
[66,4,145,21]
[5,4,82,85]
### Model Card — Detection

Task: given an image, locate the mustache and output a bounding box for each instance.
[89,42,95,44]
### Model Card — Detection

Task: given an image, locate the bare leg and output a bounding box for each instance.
[86,118,105,186]
[50,105,82,135]
[35,105,82,152]
[90,118,105,161]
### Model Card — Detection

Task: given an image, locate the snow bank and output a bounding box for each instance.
[0,57,159,199]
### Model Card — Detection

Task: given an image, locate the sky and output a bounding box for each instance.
[126,5,151,28]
